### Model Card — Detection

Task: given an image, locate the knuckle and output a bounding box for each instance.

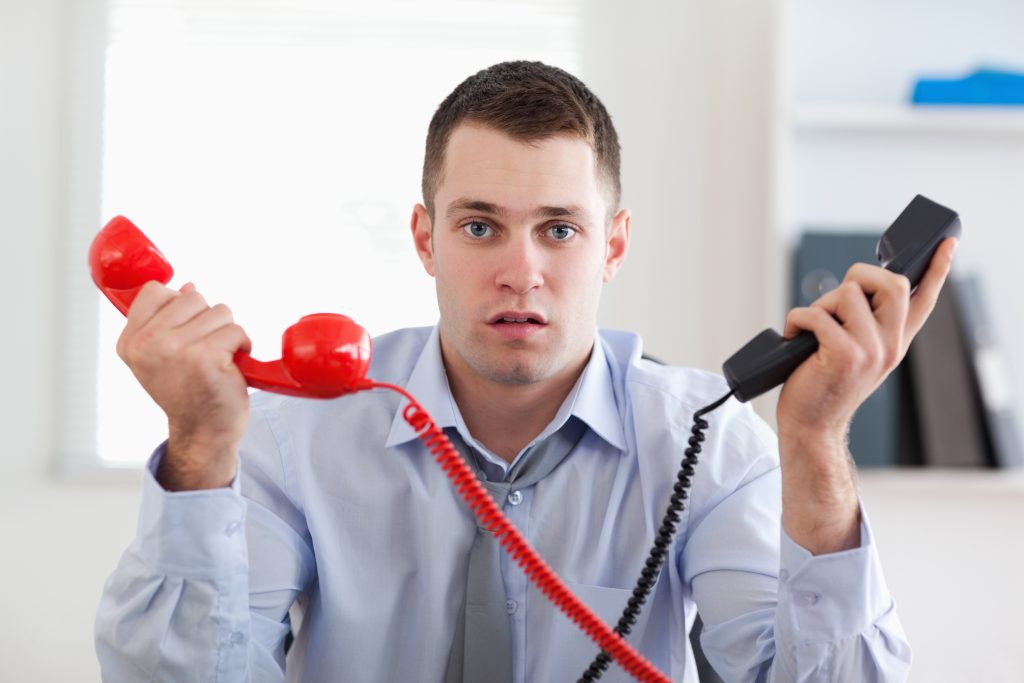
[893,274,911,297]
[839,281,862,299]
[846,262,869,279]
[849,342,867,363]
[138,280,165,298]
[846,346,868,372]
[132,326,157,353]
[182,290,209,310]
[115,329,129,360]
[181,341,207,365]
[122,338,151,371]
[883,340,902,369]
[834,350,857,375]
[210,302,234,322]
[134,281,171,310]
[865,341,884,369]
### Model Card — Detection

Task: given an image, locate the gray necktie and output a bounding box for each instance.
[443,417,587,683]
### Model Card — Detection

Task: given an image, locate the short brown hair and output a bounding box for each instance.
[421,61,621,221]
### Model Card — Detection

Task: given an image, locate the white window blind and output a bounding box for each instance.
[68,0,581,469]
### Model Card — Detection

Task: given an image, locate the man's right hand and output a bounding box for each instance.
[117,281,252,491]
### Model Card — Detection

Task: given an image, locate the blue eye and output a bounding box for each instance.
[548,224,576,241]
[463,221,493,238]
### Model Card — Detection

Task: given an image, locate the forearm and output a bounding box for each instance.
[778,427,861,555]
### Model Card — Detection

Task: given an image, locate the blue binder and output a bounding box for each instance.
[912,67,1024,105]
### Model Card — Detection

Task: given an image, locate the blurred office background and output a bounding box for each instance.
[3,0,1024,680]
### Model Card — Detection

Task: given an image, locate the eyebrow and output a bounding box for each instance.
[444,198,588,221]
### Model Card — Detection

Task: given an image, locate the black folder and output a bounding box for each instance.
[950,275,1024,468]
[904,279,991,468]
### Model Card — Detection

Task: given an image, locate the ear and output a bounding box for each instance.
[602,208,630,282]
[411,203,436,277]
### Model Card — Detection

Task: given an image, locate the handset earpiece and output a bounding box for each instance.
[90,216,372,399]
[89,215,175,314]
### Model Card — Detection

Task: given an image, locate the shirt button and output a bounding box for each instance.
[225,521,242,536]
[801,591,819,606]
[507,490,523,506]
[779,570,790,582]
[506,599,518,615]
[229,631,246,645]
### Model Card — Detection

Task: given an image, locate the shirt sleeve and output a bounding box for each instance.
[684,466,911,682]
[770,510,912,681]
[94,403,315,682]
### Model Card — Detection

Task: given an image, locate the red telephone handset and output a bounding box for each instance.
[89,215,372,398]
[89,215,671,683]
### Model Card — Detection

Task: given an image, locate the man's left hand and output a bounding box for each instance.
[775,237,957,555]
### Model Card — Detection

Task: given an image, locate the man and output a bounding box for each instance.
[96,61,951,681]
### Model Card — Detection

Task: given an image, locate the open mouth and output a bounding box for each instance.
[493,316,544,324]
[487,312,547,338]
[488,311,547,325]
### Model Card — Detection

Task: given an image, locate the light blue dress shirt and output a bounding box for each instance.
[95,326,911,682]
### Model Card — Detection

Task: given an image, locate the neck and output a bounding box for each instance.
[442,346,591,464]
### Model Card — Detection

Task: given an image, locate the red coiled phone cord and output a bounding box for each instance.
[370,381,671,683]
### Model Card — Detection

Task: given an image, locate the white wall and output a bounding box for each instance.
[2,1,1021,681]
[583,0,783,371]
[0,1,142,680]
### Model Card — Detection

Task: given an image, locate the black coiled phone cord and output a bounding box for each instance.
[577,389,733,683]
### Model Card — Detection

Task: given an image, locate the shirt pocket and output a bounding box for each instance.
[527,580,656,683]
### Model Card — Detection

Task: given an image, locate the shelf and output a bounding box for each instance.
[857,467,1024,496]
[790,104,1024,135]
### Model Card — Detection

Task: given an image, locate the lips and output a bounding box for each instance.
[487,311,548,340]
[488,311,547,325]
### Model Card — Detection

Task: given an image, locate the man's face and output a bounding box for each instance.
[411,123,629,389]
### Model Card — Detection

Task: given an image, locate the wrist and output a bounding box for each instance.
[779,414,848,452]
[160,429,239,491]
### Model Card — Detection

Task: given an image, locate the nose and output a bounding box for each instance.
[495,232,544,295]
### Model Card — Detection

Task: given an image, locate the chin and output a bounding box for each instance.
[474,357,553,387]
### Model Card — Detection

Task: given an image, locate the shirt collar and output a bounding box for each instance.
[384,326,626,454]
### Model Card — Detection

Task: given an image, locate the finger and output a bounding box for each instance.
[905,237,957,338]
[819,281,885,361]
[796,285,884,372]
[118,282,183,360]
[122,281,179,335]
[174,303,238,347]
[783,305,849,352]
[841,262,911,336]
[142,287,211,334]
[118,284,212,363]
[196,323,253,371]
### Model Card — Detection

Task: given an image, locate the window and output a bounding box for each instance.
[66,0,581,469]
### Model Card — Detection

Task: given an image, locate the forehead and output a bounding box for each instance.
[437,123,606,218]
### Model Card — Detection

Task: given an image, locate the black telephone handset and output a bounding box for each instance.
[722,194,962,402]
